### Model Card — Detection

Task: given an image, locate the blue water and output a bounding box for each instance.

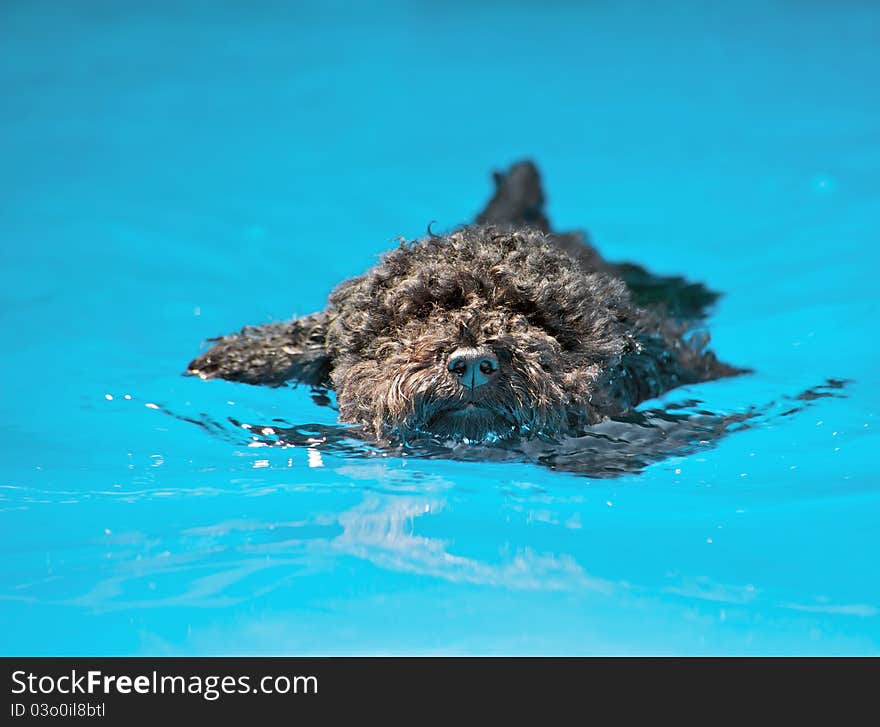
[2,0,878,654]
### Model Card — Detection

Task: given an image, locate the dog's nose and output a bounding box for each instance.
[447,348,499,389]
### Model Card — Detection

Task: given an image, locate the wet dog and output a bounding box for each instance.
[187,162,742,443]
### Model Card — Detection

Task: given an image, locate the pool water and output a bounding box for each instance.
[1,0,878,655]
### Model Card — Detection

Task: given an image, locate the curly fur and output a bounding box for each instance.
[187,163,741,443]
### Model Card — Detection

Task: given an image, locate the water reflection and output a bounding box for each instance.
[10,487,873,650]
[44,492,611,612]
[330,497,613,592]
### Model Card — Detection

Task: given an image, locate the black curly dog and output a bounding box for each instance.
[187,162,743,443]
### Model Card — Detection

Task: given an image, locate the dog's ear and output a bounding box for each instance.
[186,311,332,388]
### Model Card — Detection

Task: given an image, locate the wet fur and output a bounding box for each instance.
[187,162,742,442]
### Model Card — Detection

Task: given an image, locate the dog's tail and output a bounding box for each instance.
[477,160,720,321]
[475,160,550,231]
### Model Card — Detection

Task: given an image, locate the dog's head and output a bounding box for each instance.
[325,226,638,442]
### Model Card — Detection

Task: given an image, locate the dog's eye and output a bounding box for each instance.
[510,306,576,351]
[402,284,467,320]
[447,288,467,309]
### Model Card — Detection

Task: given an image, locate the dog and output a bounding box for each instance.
[187,162,742,443]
